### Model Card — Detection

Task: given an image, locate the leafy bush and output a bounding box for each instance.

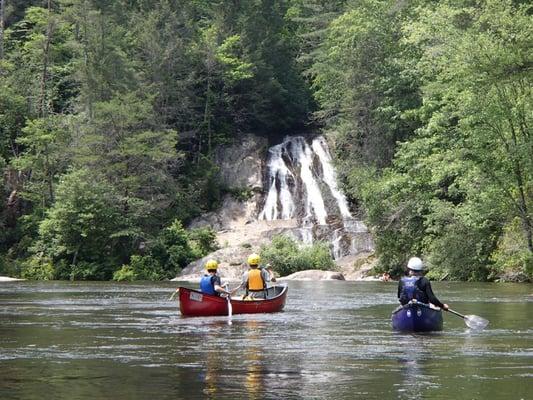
[113,265,136,282]
[223,186,254,201]
[490,218,533,282]
[113,255,164,281]
[151,220,193,272]
[260,235,335,276]
[188,227,218,258]
[30,169,125,279]
[117,221,219,281]
[20,257,55,280]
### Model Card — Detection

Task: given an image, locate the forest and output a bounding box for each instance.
[0,0,531,281]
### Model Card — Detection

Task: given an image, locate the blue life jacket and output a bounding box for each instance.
[400,276,424,303]
[200,275,216,295]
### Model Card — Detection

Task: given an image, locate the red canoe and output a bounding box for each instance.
[178,285,288,317]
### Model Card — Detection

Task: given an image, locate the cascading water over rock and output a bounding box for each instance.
[258,136,373,259]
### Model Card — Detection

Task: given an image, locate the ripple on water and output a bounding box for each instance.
[1,280,532,400]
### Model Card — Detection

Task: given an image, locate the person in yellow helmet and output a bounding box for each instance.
[200,259,231,296]
[231,253,276,299]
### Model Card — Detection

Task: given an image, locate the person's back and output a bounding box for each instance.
[397,257,449,310]
[200,274,218,295]
[199,259,230,297]
[398,275,428,305]
[231,254,275,299]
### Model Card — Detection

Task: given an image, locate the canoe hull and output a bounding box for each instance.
[178,285,288,317]
[392,303,443,332]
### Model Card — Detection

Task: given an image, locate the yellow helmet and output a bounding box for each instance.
[205,259,218,270]
[247,253,260,266]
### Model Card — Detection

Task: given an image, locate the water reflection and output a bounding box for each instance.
[199,320,227,399]
[395,335,438,400]
[243,320,265,400]
[203,344,220,398]
[1,281,532,400]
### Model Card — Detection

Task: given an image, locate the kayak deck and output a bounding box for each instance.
[392,302,443,332]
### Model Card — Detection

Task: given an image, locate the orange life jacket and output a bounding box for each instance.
[247,268,265,291]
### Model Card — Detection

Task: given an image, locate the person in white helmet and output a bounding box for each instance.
[397,257,449,310]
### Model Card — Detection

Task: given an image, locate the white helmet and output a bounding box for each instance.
[407,257,424,271]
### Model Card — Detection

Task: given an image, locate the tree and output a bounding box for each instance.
[0,0,5,59]
[310,0,422,169]
[30,168,124,279]
[404,0,532,257]
[351,0,532,279]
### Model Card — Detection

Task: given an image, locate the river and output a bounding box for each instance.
[0,281,531,400]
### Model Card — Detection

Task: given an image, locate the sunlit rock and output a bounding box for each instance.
[280,270,345,281]
[0,276,25,282]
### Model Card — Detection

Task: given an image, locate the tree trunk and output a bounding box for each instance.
[0,0,5,60]
[39,0,54,117]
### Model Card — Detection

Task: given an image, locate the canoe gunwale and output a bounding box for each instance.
[178,284,288,317]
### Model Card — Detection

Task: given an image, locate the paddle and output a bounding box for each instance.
[168,288,179,301]
[224,284,233,325]
[446,308,489,330]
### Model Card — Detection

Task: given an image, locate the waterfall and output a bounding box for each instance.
[258,135,373,259]
[258,144,295,220]
[311,137,352,220]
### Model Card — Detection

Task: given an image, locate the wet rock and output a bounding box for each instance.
[281,270,345,281]
[188,194,260,232]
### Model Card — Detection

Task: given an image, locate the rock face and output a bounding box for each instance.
[215,134,268,191]
[179,133,377,282]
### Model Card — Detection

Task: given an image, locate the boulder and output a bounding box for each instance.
[336,252,380,281]
[0,276,25,282]
[173,246,252,282]
[281,270,345,281]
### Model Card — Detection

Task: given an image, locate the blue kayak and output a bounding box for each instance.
[392,302,443,332]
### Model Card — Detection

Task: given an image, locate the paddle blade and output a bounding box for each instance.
[226,297,233,319]
[464,315,489,330]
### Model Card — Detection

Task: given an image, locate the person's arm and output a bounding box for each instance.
[231,272,247,295]
[265,264,276,282]
[397,280,401,299]
[262,266,276,283]
[214,284,231,295]
[212,275,230,296]
[420,278,448,309]
[397,280,405,304]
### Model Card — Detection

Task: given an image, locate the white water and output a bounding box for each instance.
[258,144,295,220]
[259,135,373,258]
[259,136,330,224]
[311,136,352,219]
[290,137,328,225]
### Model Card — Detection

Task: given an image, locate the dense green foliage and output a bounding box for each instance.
[260,234,335,276]
[0,0,310,279]
[0,0,531,281]
[311,0,532,281]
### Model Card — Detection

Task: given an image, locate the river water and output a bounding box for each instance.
[0,281,531,400]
